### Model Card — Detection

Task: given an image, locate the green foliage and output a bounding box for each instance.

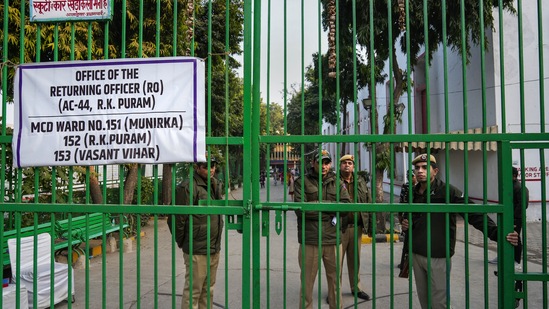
[106,176,156,205]
[262,103,284,135]
[194,0,245,138]
[175,162,193,185]
[323,0,515,92]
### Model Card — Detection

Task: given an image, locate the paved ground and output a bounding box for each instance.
[53,178,547,309]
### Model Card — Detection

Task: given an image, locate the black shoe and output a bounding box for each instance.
[326,296,329,304]
[354,291,371,301]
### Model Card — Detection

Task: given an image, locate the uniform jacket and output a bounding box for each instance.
[513,179,529,231]
[293,167,350,245]
[409,178,498,258]
[172,172,224,255]
[340,173,372,231]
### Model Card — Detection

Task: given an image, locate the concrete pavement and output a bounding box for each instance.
[55,178,546,308]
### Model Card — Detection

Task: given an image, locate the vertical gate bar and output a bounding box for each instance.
[403,1,414,306]
[264,0,272,305]
[119,0,129,306]
[283,213,288,308]
[118,165,125,308]
[421,1,435,307]
[519,154,528,307]
[68,166,74,309]
[540,149,548,308]
[32,169,39,309]
[537,4,547,306]
[0,6,4,289]
[497,0,507,134]
[149,1,160,308]
[242,0,253,307]
[135,169,142,308]
[351,0,360,306]
[516,0,525,134]
[335,1,342,307]
[101,166,108,309]
[458,1,471,306]
[85,168,92,309]
[478,2,491,308]
[265,0,273,304]
[68,19,76,307]
[251,0,262,296]
[14,212,21,309]
[205,0,214,301]
[1,3,7,296]
[497,141,516,309]
[537,0,546,135]
[386,1,397,306]
[251,0,262,304]
[516,0,526,304]
[366,0,378,305]
[136,168,143,309]
[265,0,273,201]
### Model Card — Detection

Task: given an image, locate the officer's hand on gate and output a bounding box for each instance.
[401,219,409,231]
[506,231,519,246]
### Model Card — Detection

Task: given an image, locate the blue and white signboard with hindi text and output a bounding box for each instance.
[13,57,206,168]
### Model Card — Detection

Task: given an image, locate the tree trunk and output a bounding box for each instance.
[374,149,387,234]
[340,102,348,157]
[123,164,138,204]
[371,49,406,233]
[89,166,103,204]
[162,164,173,205]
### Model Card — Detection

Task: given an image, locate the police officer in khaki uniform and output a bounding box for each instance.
[294,149,350,309]
[339,154,371,301]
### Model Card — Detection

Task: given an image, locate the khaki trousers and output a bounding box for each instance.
[182,252,220,309]
[298,244,343,309]
[340,225,364,293]
[412,253,450,309]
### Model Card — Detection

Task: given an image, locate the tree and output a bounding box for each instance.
[318,0,515,232]
[257,101,284,171]
[285,64,337,156]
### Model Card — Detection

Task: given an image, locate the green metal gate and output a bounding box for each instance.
[1,0,548,308]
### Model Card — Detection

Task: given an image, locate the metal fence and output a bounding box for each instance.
[1,0,548,308]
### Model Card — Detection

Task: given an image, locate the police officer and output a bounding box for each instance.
[170,153,223,309]
[401,154,519,309]
[294,149,350,309]
[338,154,371,301]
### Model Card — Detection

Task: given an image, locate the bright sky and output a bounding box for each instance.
[235,0,328,107]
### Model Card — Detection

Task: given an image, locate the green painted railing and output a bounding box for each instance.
[1,1,548,309]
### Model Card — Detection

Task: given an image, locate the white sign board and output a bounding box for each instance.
[30,0,113,22]
[13,57,206,168]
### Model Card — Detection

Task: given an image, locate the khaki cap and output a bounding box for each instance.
[339,154,354,162]
[412,154,436,165]
[314,149,332,162]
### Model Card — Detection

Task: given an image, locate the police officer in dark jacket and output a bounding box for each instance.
[401,154,519,309]
[169,154,223,309]
[512,166,529,264]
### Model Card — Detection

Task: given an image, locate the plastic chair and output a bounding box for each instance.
[8,233,75,309]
